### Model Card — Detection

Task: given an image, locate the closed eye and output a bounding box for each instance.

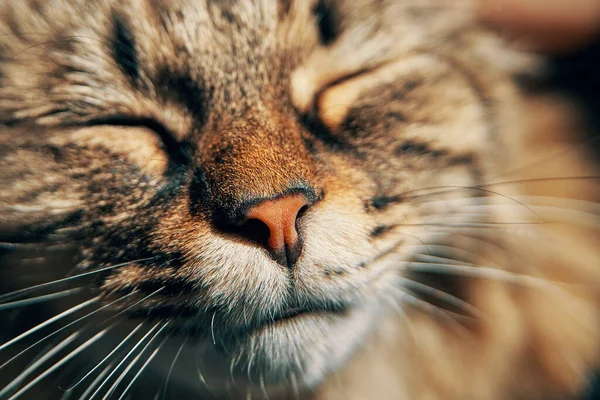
[83,115,193,169]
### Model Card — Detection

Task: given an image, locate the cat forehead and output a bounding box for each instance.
[106,0,322,95]
[1,0,469,80]
[0,0,476,132]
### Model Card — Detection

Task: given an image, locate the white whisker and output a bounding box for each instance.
[259,373,269,400]
[161,334,188,400]
[6,328,110,400]
[245,345,256,384]
[63,320,145,392]
[0,332,80,398]
[229,351,240,390]
[0,292,136,370]
[397,276,485,320]
[102,322,171,400]
[409,251,470,265]
[403,186,545,221]
[381,292,417,346]
[416,194,600,210]
[483,176,600,188]
[197,358,214,394]
[88,321,161,400]
[289,372,300,400]
[0,257,155,304]
[404,222,547,228]
[0,288,83,311]
[75,361,115,400]
[458,204,600,230]
[117,334,170,400]
[387,286,473,336]
[402,177,600,202]
[407,240,509,268]
[0,297,99,352]
[210,313,216,346]
[409,194,599,234]
[97,287,164,327]
[399,261,565,289]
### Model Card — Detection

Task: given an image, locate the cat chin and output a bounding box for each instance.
[197,296,384,392]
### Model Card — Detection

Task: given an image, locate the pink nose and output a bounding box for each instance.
[244,194,309,268]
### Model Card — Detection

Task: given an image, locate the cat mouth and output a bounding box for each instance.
[273,307,325,322]
[262,303,350,327]
[273,307,310,321]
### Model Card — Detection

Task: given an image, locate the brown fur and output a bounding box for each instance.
[1,0,600,399]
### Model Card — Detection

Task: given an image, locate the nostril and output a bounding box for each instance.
[236,218,271,248]
[296,204,309,221]
[226,193,312,268]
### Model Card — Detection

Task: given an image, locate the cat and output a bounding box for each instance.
[1,0,600,399]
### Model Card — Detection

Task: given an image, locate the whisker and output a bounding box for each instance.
[404,225,534,238]
[382,292,410,320]
[399,261,565,289]
[229,353,240,390]
[0,297,99,352]
[407,247,474,265]
[396,276,486,320]
[259,373,270,400]
[414,194,600,212]
[197,353,214,394]
[6,328,110,400]
[385,230,433,251]
[408,233,554,276]
[0,332,80,399]
[102,322,171,400]
[474,203,598,215]
[161,335,188,400]
[0,32,54,36]
[416,199,600,226]
[88,321,161,400]
[99,287,165,325]
[389,186,546,221]
[399,176,600,204]
[0,288,83,312]
[0,257,155,304]
[488,129,600,180]
[400,221,549,227]
[387,286,473,336]
[459,187,545,222]
[0,292,137,370]
[436,203,600,230]
[482,176,600,188]
[61,320,145,392]
[8,35,102,59]
[117,334,171,400]
[380,292,421,351]
[74,361,115,400]
[211,313,216,346]
[511,195,600,210]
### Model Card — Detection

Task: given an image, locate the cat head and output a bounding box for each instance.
[0,0,522,392]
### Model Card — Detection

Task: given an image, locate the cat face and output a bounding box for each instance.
[0,0,544,396]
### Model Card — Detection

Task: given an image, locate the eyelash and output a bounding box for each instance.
[84,115,193,167]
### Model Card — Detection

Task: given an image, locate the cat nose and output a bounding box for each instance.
[242,194,310,268]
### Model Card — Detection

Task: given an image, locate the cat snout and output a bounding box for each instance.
[237,193,312,268]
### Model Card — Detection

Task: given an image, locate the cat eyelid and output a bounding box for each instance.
[83,115,193,166]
